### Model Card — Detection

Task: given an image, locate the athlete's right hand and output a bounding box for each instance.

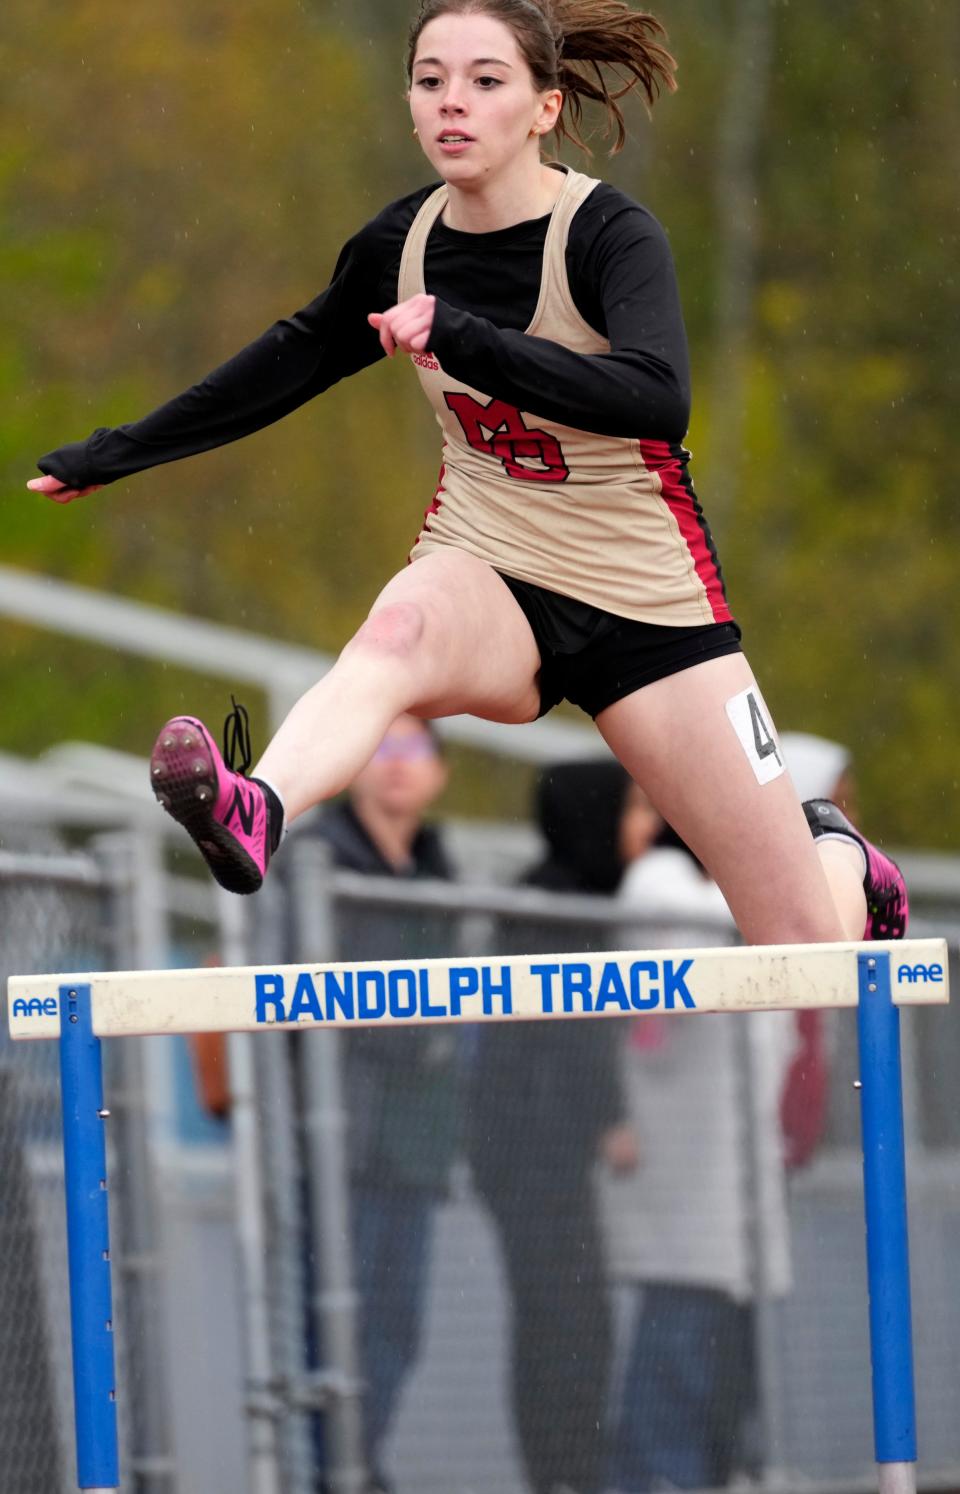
[27,474,103,504]
[368,293,436,358]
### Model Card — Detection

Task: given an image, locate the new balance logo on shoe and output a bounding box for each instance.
[228,783,257,837]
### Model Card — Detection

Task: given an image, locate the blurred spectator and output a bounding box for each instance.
[189,714,457,1492]
[467,759,650,1494]
[603,814,796,1493]
[781,732,856,820]
[305,713,457,1494]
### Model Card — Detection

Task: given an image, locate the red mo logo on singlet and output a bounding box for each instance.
[445,393,569,483]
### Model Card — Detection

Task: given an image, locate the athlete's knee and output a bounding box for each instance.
[345,601,428,663]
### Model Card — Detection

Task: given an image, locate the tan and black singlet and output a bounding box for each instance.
[39,170,730,633]
[400,167,730,628]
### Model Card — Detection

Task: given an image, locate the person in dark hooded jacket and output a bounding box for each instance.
[468,759,649,1494]
[307,713,457,1494]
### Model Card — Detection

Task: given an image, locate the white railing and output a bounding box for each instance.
[0,563,597,759]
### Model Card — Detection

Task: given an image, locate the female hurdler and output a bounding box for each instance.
[29,0,907,946]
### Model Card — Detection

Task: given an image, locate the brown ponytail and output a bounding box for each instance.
[405,0,677,154]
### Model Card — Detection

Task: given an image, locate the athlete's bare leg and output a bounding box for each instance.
[813,839,870,936]
[254,549,542,821]
[597,653,867,944]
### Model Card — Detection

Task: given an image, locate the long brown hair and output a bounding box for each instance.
[405,0,677,154]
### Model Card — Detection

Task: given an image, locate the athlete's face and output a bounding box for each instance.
[409,14,561,188]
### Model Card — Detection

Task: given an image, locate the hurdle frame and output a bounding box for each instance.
[11,936,950,1494]
[858,951,917,1493]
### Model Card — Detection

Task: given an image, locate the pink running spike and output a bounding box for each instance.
[803,799,909,941]
[150,715,270,894]
[860,838,909,941]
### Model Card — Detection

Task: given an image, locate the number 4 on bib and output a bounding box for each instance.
[725,687,785,785]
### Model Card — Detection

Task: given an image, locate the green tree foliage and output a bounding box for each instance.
[1,0,957,843]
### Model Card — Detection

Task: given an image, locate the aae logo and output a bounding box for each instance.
[12,997,58,1018]
[896,963,943,985]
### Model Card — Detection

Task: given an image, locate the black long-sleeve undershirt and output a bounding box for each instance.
[38,181,692,491]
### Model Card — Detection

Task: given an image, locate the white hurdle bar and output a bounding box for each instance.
[8,937,951,1494]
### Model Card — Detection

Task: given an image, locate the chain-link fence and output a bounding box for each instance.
[0,837,191,1494]
[3,821,959,1494]
[235,836,960,1494]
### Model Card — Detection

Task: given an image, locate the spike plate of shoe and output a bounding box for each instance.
[149,715,268,894]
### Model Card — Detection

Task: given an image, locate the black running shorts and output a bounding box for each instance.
[497,573,743,720]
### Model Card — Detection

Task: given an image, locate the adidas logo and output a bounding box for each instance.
[412,351,440,372]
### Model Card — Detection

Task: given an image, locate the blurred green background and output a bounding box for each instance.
[1,0,957,843]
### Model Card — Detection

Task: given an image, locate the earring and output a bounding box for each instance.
[412,127,418,138]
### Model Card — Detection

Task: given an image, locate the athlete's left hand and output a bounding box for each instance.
[368,293,436,358]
